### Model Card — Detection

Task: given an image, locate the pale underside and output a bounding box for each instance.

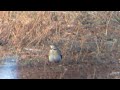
[49,50,62,63]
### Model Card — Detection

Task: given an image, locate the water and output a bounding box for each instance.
[0,55,80,79]
[0,56,18,79]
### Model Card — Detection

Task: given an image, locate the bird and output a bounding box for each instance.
[48,44,62,63]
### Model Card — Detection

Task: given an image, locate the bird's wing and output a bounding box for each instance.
[57,48,60,53]
[57,49,62,58]
[60,54,62,59]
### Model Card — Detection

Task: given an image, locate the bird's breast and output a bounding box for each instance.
[49,50,62,62]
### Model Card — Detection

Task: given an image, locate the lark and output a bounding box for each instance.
[48,45,62,63]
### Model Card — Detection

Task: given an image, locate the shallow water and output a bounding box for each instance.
[0,56,65,79]
[0,55,59,79]
[0,56,18,79]
[0,55,113,79]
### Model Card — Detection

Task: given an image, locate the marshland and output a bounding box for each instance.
[0,11,120,79]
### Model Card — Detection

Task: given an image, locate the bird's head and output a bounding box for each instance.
[50,45,57,50]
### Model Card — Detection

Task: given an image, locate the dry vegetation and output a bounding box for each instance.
[0,11,120,79]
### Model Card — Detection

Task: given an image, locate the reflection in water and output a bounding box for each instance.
[0,56,18,79]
